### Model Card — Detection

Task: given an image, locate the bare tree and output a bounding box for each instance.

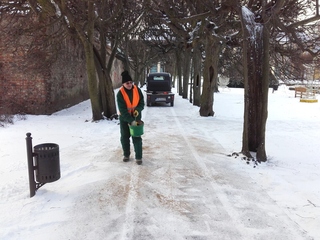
[94,0,144,118]
[24,0,145,120]
[237,0,320,162]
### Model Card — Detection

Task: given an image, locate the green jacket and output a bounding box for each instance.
[116,85,145,123]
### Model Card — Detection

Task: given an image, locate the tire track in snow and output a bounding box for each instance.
[119,164,140,240]
[169,107,247,239]
[136,105,239,238]
[134,105,181,238]
[169,106,311,240]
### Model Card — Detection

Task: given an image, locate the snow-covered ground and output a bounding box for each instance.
[1,85,319,240]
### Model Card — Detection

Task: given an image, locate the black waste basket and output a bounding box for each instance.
[34,143,60,183]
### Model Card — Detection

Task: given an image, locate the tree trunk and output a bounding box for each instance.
[256,2,270,161]
[240,15,251,158]
[175,48,183,96]
[240,6,269,162]
[101,35,118,118]
[193,44,201,106]
[182,48,191,99]
[81,2,102,121]
[134,67,145,87]
[93,49,106,114]
[103,73,117,117]
[95,44,117,119]
[123,36,131,71]
[199,36,219,117]
[97,29,108,117]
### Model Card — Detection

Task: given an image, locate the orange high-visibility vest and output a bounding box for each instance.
[120,85,140,114]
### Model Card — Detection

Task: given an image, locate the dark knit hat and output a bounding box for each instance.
[121,70,132,84]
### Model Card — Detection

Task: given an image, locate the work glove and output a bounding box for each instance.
[133,110,139,118]
[130,121,137,126]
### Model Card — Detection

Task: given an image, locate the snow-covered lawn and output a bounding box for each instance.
[1,85,319,240]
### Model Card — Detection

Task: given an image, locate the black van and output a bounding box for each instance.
[146,72,174,106]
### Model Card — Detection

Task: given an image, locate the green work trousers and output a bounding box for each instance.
[120,121,142,159]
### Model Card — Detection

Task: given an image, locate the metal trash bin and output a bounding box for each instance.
[34,143,60,183]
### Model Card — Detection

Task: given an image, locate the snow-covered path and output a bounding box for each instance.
[63,98,310,240]
[1,86,319,240]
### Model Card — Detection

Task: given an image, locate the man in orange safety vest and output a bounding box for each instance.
[116,70,145,165]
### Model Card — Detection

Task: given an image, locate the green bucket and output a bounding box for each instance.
[129,121,144,137]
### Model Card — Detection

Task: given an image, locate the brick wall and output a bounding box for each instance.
[0,15,89,115]
[0,17,124,115]
[45,38,89,114]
